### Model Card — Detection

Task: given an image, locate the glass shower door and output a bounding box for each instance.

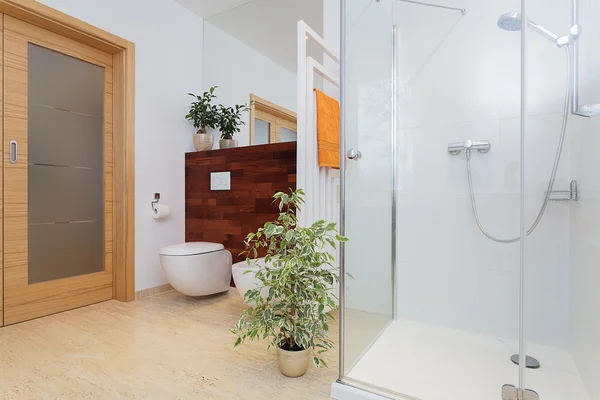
[341,0,395,376]
[339,0,524,398]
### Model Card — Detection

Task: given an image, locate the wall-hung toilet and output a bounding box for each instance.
[159,242,232,296]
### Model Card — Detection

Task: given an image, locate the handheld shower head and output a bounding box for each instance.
[497,12,521,31]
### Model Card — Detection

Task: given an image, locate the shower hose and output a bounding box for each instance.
[466,46,572,244]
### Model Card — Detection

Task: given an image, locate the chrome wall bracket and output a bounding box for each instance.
[548,180,578,201]
[448,140,491,155]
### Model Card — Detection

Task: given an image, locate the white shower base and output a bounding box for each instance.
[346,320,591,400]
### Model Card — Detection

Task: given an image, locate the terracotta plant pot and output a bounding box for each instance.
[193,131,214,151]
[219,139,238,149]
[276,346,310,378]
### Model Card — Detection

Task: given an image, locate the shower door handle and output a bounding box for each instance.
[347,149,362,160]
[9,140,17,164]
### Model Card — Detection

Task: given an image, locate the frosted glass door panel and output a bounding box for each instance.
[27,43,105,284]
[280,127,297,142]
[29,44,105,115]
[28,222,104,284]
[254,118,270,144]
[28,165,103,224]
[29,104,103,169]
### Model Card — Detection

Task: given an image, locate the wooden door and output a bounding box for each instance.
[3,15,113,325]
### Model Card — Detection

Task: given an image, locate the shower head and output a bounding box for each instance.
[497,12,561,43]
[497,12,521,31]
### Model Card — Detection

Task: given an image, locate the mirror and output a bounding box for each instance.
[203,0,324,147]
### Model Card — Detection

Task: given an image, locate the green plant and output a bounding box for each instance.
[231,189,347,368]
[217,102,250,140]
[185,86,219,132]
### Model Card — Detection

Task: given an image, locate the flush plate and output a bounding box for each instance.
[210,171,231,191]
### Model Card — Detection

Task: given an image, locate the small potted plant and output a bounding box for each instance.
[216,102,250,149]
[186,86,219,151]
[232,189,347,377]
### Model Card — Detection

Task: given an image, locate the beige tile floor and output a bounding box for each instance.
[0,290,338,400]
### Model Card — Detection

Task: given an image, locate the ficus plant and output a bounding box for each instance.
[185,86,219,132]
[231,189,347,368]
[217,102,251,140]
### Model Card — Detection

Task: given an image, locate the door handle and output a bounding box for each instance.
[346,149,362,160]
[9,140,17,164]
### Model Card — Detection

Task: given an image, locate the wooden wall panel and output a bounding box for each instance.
[185,142,297,274]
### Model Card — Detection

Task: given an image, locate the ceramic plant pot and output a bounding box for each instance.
[219,139,238,149]
[193,130,214,151]
[276,346,310,378]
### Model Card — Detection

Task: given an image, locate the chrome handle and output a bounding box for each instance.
[346,149,362,160]
[9,140,17,164]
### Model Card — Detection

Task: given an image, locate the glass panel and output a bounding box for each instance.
[28,44,104,116]
[254,118,270,144]
[29,104,103,169]
[343,0,394,376]
[280,127,297,142]
[28,165,103,224]
[524,1,600,400]
[28,43,105,284]
[28,222,103,284]
[342,0,522,398]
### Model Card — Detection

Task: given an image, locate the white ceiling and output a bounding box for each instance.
[175,0,253,19]
[205,0,324,72]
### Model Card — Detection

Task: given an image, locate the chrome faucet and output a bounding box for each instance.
[447,140,491,156]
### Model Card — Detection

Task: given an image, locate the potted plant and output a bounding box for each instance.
[186,86,219,151]
[231,189,347,377]
[216,102,250,149]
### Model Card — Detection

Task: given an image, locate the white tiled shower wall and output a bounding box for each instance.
[394,0,599,355]
[568,0,600,395]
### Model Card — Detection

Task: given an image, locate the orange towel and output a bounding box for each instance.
[314,89,340,169]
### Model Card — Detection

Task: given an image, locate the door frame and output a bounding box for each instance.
[0,0,135,326]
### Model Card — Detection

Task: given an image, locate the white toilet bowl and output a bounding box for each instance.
[232,258,270,299]
[159,242,232,296]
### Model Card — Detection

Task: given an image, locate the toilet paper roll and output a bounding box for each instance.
[152,204,171,219]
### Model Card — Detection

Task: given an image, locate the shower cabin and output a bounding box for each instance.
[335,0,600,399]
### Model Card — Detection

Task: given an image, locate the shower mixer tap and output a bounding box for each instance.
[447,140,491,156]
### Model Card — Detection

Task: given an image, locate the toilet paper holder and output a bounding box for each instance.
[151,193,160,212]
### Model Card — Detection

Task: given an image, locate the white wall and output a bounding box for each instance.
[202,22,296,148]
[570,119,600,400]
[39,0,205,291]
[569,1,600,397]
